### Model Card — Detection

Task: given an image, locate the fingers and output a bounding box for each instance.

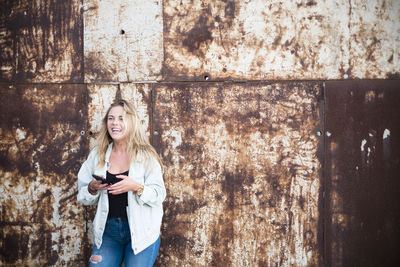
[97,183,109,190]
[89,179,109,191]
[108,179,133,194]
[108,185,126,195]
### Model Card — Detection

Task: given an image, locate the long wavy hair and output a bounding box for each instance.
[95,99,162,169]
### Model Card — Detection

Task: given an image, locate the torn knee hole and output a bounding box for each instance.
[90,255,102,263]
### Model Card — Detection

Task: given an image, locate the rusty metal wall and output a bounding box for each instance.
[0,0,83,83]
[0,0,88,266]
[162,0,400,81]
[152,82,323,266]
[1,0,400,266]
[324,81,400,267]
[0,84,88,266]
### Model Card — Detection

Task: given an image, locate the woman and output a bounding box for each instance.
[77,99,166,266]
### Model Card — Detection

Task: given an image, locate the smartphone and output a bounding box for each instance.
[92,174,108,184]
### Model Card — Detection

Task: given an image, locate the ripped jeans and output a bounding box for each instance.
[90,217,160,267]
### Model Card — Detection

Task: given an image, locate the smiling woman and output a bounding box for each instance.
[77,99,166,267]
[107,105,127,141]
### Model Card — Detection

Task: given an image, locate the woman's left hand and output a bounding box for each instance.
[108,175,142,195]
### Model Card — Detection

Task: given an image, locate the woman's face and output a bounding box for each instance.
[107,105,127,142]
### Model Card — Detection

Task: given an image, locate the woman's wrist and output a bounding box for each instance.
[88,183,97,195]
[135,184,144,196]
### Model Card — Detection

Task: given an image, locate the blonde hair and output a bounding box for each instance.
[95,99,162,169]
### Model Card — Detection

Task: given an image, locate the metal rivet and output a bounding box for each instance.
[316,131,322,136]
[326,131,332,137]
[154,131,159,135]
[80,131,85,135]
[344,74,349,79]
[204,75,210,81]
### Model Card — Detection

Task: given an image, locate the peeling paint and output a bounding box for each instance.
[383,128,390,139]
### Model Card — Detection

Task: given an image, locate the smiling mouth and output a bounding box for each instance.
[112,128,121,134]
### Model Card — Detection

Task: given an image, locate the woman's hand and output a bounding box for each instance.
[88,178,109,194]
[108,175,142,195]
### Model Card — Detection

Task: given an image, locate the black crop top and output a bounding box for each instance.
[107,170,129,219]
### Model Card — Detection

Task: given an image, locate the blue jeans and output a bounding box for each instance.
[89,218,160,267]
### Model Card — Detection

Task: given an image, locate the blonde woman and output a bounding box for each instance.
[77,99,166,266]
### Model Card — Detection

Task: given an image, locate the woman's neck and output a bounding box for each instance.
[112,140,127,153]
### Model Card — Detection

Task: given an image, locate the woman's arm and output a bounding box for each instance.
[77,149,101,205]
[138,156,166,207]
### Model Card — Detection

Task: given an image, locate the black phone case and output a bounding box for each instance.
[92,174,108,184]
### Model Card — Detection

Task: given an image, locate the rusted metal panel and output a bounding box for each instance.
[153,82,323,266]
[350,1,400,79]
[0,0,83,83]
[163,0,400,81]
[0,84,88,266]
[324,80,400,266]
[83,0,163,82]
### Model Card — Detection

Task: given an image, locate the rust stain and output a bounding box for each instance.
[350,1,400,78]
[0,84,88,266]
[1,0,399,266]
[325,81,400,267]
[153,82,323,266]
[0,0,83,83]
[163,0,400,81]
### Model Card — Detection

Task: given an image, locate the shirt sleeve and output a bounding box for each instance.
[137,156,166,207]
[77,149,100,205]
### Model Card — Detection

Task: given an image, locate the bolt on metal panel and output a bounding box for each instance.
[0,84,88,266]
[324,81,400,267]
[163,0,400,81]
[84,0,164,82]
[153,82,323,266]
[0,0,83,83]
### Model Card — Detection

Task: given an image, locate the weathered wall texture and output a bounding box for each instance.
[0,0,83,83]
[0,0,399,266]
[0,84,87,265]
[324,81,400,267]
[153,82,322,266]
[162,0,400,81]
[83,0,163,82]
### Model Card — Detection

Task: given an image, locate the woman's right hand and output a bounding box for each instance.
[88,179,109,195]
